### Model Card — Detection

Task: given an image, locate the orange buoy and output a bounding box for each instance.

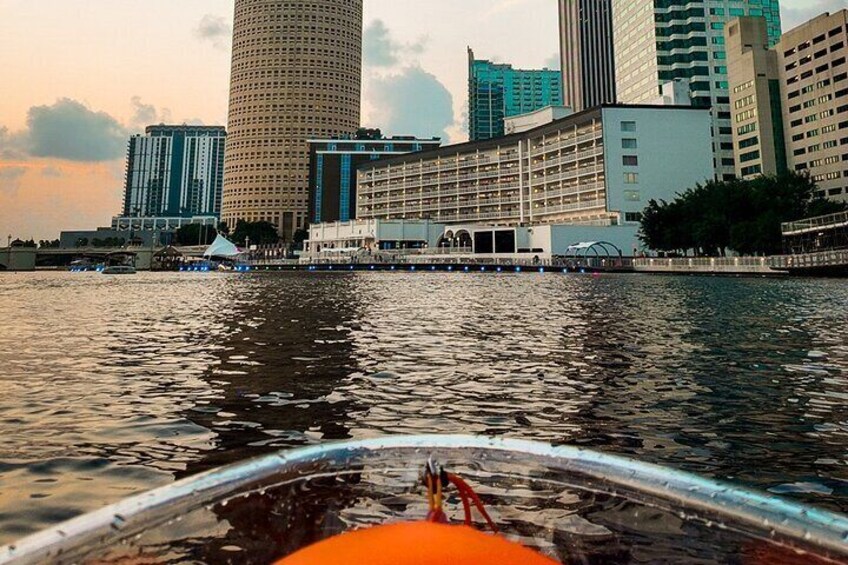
[275,521,559,565]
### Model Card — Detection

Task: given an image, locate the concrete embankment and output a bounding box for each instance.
[0,248,36,272]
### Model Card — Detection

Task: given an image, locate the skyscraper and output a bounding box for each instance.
[558,0,617,111]
[123,125,226,219]
[612,0,782,180]
[777,10,848,202]
[222,0,363,239]
[468,49,563,141]
[725,17,786,180]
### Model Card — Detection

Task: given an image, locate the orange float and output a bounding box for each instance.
[275,522,558,565]
[276,460,559,565]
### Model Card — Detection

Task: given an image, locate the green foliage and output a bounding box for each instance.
[39,239,61,249]
[639,172,847,256]
[175,224,217,246]
[231,220,280,247]
[217,222,230,236]
[292,228,309,250]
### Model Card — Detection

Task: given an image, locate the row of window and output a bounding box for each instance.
[786,57,846,85]
[784,41,846,72]
[783,24,846,57]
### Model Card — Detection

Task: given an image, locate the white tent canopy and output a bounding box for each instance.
[204,234,242,258]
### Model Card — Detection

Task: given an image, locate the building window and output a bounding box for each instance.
[621,121,636,132]
[622,138,638,149]
[624,173,639,184]
[740,150,760,163]
[625,212,643,223]
[623,155,639,167]
[739,136,759,149]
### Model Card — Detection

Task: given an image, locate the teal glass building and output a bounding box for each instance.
[468,48,564,141]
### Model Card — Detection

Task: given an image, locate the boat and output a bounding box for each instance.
[101,265,137,275]
[1,435,847,564]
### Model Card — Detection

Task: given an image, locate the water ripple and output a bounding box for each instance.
[0,271,847,543]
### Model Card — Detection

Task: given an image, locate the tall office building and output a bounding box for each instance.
[612,0,782,180]
[726,17,787,179]
[222,0,363,239]
[468,48,563,141]
[123,125,226,218]
[558,0,617,111]
[777,10,848,201]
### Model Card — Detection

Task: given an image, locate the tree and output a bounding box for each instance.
[639,171,846,256]
[39,239,60,249]
[292,228,309,250]
[231,220,280,246]
[217,221,230,236]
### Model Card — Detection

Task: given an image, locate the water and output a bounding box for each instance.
[0,271,847,548]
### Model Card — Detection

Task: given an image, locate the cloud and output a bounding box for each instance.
[485,0,535,17]
[41,166,63,178]
[781,0,845,31]
[19,99,128,162]
[365,20,399,67]
[195,14,232,50]
[0,166,26,193]
[367,66,454,140]
[364,19,429,68]
[2,97,183,164]
[130,96,172,130]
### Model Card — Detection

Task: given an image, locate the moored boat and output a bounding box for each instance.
[101,265,137,275]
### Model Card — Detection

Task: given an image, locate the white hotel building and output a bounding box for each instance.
[306,105,714,258]
[360,105,711,225]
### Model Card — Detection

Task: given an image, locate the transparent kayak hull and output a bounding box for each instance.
[1,435,847,564]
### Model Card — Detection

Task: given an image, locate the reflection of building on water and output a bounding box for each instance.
[168,275,365,559]
[177,275,361,477]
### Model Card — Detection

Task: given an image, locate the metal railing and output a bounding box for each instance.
[633,257,778,274]
[770,249,848,270]
[782,211,848,235]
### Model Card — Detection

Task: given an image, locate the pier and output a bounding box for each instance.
[775,211,848,276]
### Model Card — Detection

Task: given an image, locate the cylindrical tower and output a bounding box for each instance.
[222,0,363,240]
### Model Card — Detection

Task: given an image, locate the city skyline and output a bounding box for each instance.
[0,0,840,239]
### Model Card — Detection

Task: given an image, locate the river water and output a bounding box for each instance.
[0,271,846,546]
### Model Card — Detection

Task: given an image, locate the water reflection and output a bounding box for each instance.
[0,272,846,544]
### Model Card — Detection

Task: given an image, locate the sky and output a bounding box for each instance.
[0,0,842,240]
